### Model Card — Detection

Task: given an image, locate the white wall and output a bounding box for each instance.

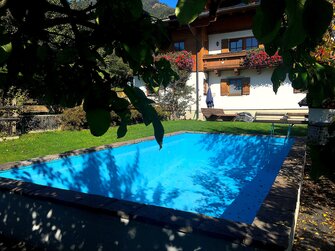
[185,72,206,117]
[203,68,306,110]
[208,29,254,55]
[134,73,206,120]
[135,68,307,120]
[134,76,146,93]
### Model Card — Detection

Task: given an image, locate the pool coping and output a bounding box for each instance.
[0,131,306,250]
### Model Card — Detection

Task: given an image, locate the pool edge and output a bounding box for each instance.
[0,132,305,250]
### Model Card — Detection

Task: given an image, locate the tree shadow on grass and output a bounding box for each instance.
[202,122,307,137]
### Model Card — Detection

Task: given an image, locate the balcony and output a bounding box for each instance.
[203,51,247,71]
[202,49,283,73]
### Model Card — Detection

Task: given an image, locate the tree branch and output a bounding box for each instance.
[45,1,98,16]
[0,0,8,9]
[43,17,96,30]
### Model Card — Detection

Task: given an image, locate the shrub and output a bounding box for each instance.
[61,105,169,131]
[61,106,87,130]
[110,111,121,126]
[19,115,61,133]
[154,105,170,120]
[130,109,143,124]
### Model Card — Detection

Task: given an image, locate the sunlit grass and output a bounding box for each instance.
[0,120,307,164]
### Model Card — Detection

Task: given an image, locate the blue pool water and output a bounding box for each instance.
[0,133,294,223]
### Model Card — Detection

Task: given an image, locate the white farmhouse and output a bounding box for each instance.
[136,2,308,120]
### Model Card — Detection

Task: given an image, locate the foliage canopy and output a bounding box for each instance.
[0,0,178,146]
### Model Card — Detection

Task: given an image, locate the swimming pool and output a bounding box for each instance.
[0,132,294,224]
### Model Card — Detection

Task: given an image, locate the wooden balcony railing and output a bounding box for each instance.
[203,51,247,71]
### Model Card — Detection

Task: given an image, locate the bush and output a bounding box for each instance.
[154,105,170,121]
[19,115,61,133]
[61,105,169,131]
[61,106,87,130]
[110,111,121,126]
[130,109,143,124]
[110,109,145,125]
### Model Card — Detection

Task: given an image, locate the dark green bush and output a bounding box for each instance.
[110,111,121,126]
[154,105,171,121]
[61,105,170,131]
[61,106,87,130]
[130,109,143,124]
[19,115,61,133]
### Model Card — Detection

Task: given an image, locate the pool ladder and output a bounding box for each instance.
[269,122,293,141]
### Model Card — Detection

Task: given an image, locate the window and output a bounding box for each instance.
[220,78,250,96]
[229,38,243,52]
[174,41,185,51]
[229,79,243,96]
[245,37,258,50]
[222,37,260,53]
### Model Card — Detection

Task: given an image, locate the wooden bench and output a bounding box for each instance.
[254,112,308,124]
[201,108,237,121]
[286,112,309,124]
[254,112,287,123]
[254,111,308,138]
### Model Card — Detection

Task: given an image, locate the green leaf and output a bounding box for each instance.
[117,123,128,138]
[0,42,12,64]
[282,0,306,49]
[303,0,333,41]
[56,48,78,65]
[153,20,171,51]
[124,86,154,125]
[175,0,207,25]
[252,0,284,44]
[123,43,152,65]
[252,9,281,44]
[307,86,325,108]
[110,94,131,139]
[289,63,309,90]
[292,72,307,90]
[155,58,178,87]
[152,114,164,149]
[36,45,49,62]
[86,109,111,137]
[128,0,143,19]
[271,64,288,93]
[280,50,293,67]
[264,42,279,56]
[124,85,165,146]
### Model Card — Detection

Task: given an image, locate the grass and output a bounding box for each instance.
[0,120,307,164]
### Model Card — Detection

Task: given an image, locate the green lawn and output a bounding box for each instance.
[0,120,307,164]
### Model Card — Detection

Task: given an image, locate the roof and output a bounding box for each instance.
[163,1,259,24]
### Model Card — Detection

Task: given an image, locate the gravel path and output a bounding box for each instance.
[293,163,335,251]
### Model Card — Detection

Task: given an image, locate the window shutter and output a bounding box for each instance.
[221,39,229,53]
[220,80,229,96]
[242,78,250,95]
